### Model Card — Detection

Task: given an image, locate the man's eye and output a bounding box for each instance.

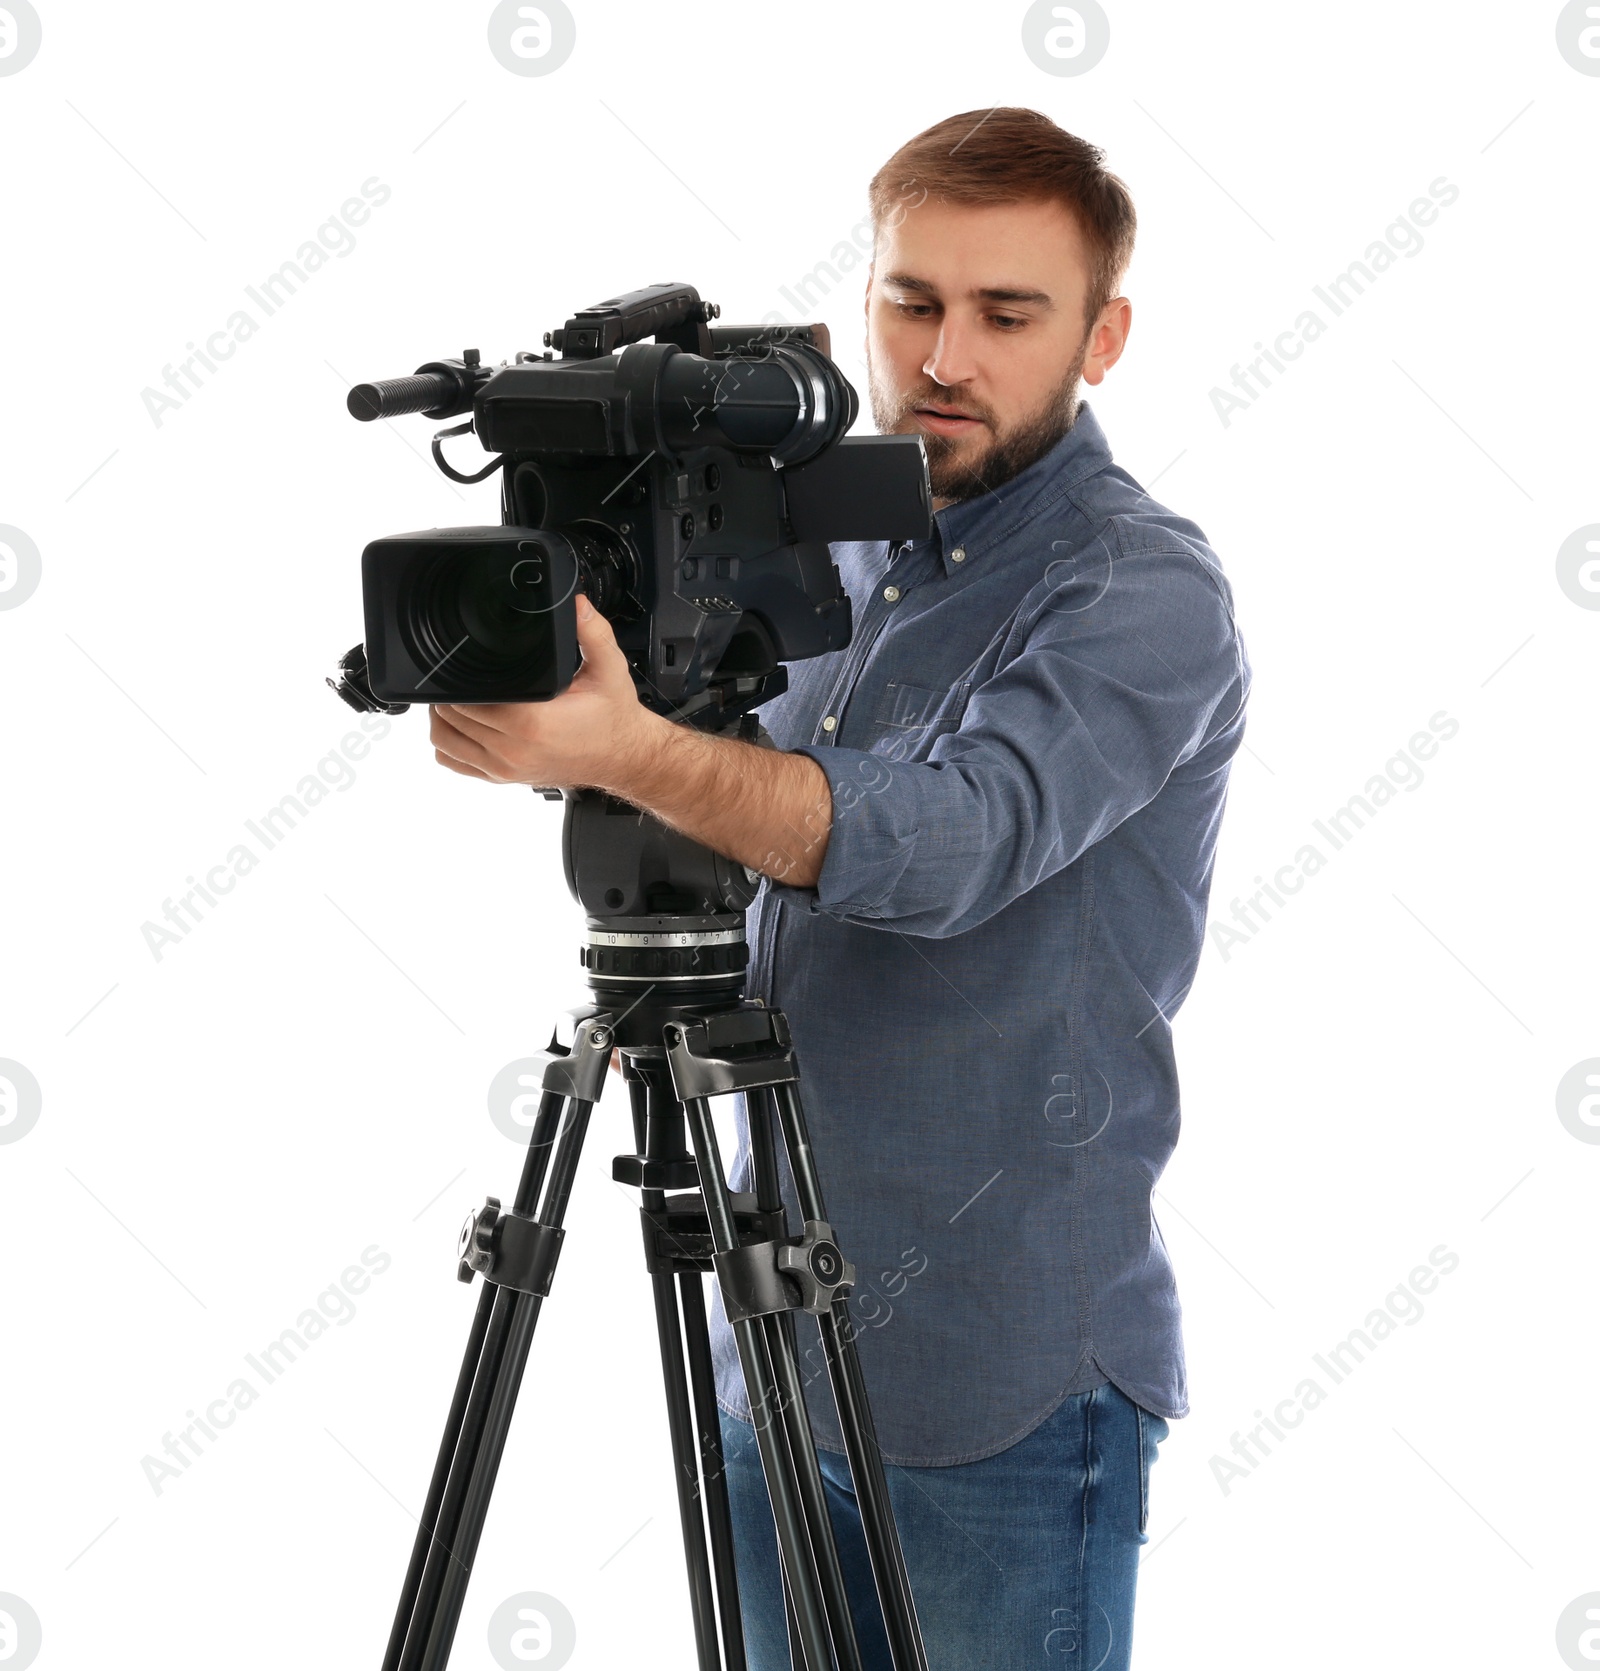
[990,314,1025,330]
[895,301,934,317]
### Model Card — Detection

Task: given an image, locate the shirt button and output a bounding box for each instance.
[950,546,966,563]
[883,584,901,602]
[821,715,837,732]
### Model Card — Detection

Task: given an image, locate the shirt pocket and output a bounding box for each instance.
[870,678,972,759]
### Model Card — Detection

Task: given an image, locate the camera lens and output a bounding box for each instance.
[459,543,558,646]
[402,538,563,696]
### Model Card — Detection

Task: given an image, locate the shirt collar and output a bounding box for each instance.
[916,400,1113,577]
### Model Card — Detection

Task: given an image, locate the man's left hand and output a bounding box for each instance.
[429,594,663,792]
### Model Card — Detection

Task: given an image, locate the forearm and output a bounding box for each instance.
[427,597,834,885]
[606,712,834,887]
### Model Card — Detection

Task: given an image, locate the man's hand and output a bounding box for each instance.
[430,594,662,793]
[428,594,836,888]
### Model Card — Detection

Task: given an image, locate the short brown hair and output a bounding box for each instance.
[868,108,1137,329]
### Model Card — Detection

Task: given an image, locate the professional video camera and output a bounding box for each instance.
[329,282,930,725]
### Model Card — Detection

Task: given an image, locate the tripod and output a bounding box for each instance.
[376,781,929,1671]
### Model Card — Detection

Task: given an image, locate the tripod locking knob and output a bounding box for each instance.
[776,1220,856,1314]
[457,1196,502,1283]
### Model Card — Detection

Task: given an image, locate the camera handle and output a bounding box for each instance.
[429,420,505,486]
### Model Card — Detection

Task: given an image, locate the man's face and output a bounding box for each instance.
[865,195,1130,506]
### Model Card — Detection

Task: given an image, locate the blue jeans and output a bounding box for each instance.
[717,1382,1168,1670]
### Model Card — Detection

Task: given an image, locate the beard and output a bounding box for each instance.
[867,342,1087,504]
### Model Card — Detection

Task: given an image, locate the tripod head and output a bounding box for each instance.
[565,781,759,1032]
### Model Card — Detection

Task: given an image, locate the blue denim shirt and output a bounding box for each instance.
[708,404,1251,1466]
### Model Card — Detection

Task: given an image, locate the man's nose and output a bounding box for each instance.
[922,315,980,388]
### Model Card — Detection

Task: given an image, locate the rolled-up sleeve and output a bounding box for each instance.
[765,539,1246,939]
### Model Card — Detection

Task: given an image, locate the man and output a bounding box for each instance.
[430,108,1250,1670]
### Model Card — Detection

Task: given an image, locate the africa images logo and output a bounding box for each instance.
[0,1059,42,1145]
[0,525,42,610]
[0,2,43,76]
[1020,0,1111,76]
[487,0,576,75]
[0,1594,42,1670]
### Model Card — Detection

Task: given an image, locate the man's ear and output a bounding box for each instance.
[1081,297,1132,387]
[864,264,873,320]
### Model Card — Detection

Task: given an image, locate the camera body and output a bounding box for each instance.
[336,284,932,724]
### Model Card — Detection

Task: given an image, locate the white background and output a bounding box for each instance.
[1,2,1596,1667]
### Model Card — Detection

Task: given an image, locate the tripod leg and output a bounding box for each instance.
[380,1280,496,1671]
[398,1093,597,1671]
[652,1268,723,1671]
[383,1089,567,1671]
[774,1316,811,1671]
[680,1091,862,1671]
[511,1088,570,1216]
[757,1309,866,1671]
[743,1090,807,1671]
[746,1097,863,1671]
[680,1271,748,1671]
[630,1067,746,1670]
[771,1082,928,1671]
[420,1288,548,1670]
